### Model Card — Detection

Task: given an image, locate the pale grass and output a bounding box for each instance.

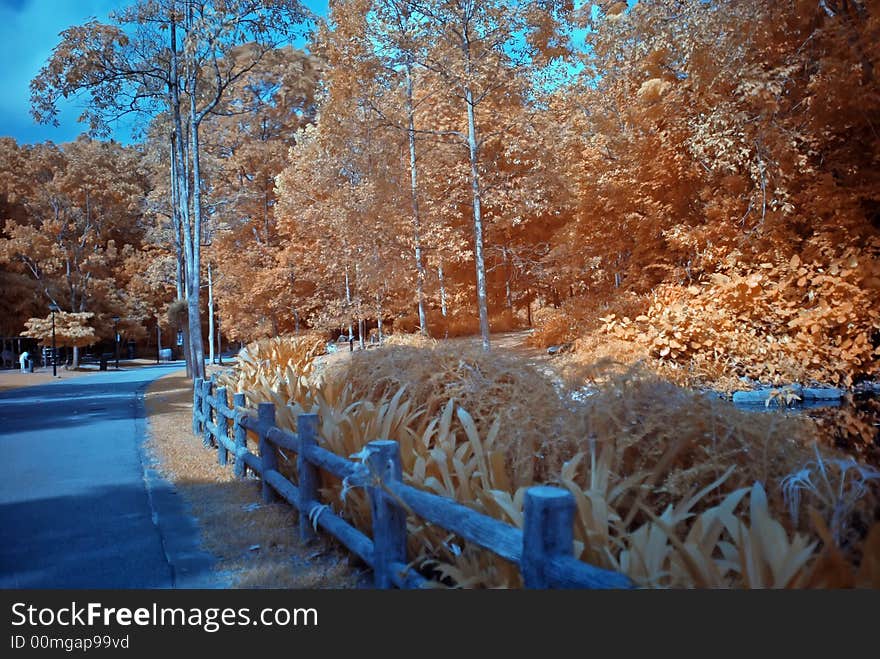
[144,368,360,589]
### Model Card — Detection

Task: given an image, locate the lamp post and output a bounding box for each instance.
[49,303,60,377]
[112,315,120,369]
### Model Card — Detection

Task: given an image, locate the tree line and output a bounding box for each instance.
[2,0,877,383]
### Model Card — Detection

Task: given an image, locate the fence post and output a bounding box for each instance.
[216,386,229,466]
[258,402,277,504]
[193,377,203,435]
[201,378,214,448]
[232,393,247,479]
[297,413,320,542]
[366,440,407,588]
[521,486,576,588]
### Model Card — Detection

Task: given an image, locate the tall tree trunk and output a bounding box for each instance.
[504,247,513,310]
[167,1,204,380]
[207,262,215,364]
[180,314,192,374]
[169,11,195,379]
[171,139,185,302]
[186,112,206,379]
[405,63,428,336]
[376,291,383,342]
[355,263,365,350]
[170,134,191,376]
[186,166,205,378]
[438,261,447,317]
[344,269,353,341]
[465,82,490,352]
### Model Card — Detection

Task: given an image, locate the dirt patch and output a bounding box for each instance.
[143,369,362,588]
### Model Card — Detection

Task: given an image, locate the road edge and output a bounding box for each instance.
[134,367,230,589]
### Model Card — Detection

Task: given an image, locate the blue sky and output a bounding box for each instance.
[0,0,328,145]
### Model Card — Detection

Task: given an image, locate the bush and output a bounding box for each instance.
[217,338,880,588]
[534,238,880,388]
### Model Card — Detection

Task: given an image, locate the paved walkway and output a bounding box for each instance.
[0,364,220,588]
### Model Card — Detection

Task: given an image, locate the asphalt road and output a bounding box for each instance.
[0,364,220,589]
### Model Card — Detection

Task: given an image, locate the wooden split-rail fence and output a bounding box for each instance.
[192,375,633,589]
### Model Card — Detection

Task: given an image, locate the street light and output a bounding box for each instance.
[112,315,120,369]
[48,303,60,377]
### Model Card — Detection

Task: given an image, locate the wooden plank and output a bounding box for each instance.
[389,481,523,565]
[264,469,300,508]
[297,414,320,542]
[201,379,214,448]
[367,441,407,588]
[241,450,261,475]
[307,503,375,566]
[546,555,633,589]
[207,396,234,419]
[192,377,203,435]
[301,444,359,480]
[217,433,235,453]
[240,414,259,432]
[213,396,234,417]
[216,387,229,467]
[389,562,429,589]
[258,402,277,503]
[232,393,248,478]
[266,427,301,453]
[521,486,575,588]
[205,419,221,440]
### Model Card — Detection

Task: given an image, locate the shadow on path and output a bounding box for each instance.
[0,363,220,589]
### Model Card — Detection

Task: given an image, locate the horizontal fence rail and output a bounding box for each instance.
[193,376,633,589]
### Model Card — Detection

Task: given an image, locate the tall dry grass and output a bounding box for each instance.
[216,335,880,588]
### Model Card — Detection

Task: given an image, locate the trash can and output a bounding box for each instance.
[159,348,172,362]
[99,353,111,371]
[24,359,33,373]
[126,340,136,360]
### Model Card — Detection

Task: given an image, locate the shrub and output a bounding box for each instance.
[216,337,879,588]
